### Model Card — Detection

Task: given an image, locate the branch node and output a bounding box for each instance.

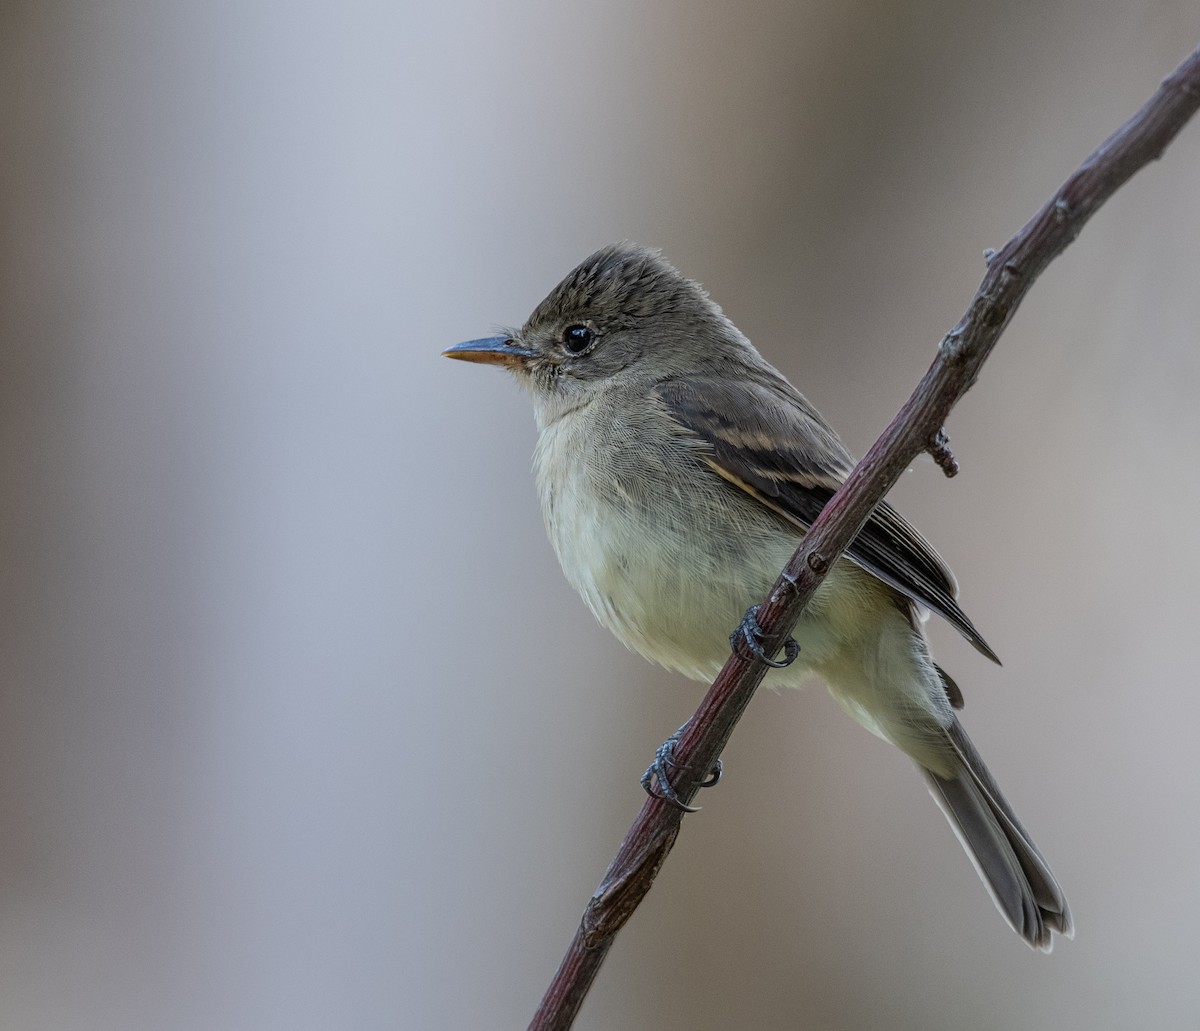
[1170,72,1197,97]
[983,247,997,264]
[1054,196,1072,221]
[927,428,960,478]
[939,329,966,361]
[582,827,679,944]
[806,551,829,576]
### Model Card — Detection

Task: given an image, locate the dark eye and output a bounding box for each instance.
[561,324,594,354]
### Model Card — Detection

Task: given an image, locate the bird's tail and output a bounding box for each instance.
[921,719,1073,951]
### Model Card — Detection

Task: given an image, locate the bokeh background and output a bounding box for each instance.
[3,2,1200,1029]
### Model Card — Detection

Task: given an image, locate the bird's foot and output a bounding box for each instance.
[641,725,722,813]
[730,605,799,668]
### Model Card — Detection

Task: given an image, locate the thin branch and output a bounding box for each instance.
[530,45,1200,1031]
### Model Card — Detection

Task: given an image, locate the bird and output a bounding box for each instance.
[443,241,1072,951]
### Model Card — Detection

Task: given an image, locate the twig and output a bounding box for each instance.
[529,45,1200,1031]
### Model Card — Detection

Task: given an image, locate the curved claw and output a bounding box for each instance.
[641,727,723,813]
[730,605,800,669]
[698,758,723,788]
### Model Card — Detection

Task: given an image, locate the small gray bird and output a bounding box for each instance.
[444,242,1072,951]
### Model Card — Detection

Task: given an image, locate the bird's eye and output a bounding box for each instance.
[561,324,594,355]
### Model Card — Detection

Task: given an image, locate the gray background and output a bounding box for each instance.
[3,1,1200,1028]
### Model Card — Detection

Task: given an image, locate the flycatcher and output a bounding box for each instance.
[444,242,1071,951]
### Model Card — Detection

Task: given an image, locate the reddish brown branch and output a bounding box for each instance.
[529,45,1200,1031]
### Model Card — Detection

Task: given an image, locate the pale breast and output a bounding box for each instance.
[531,399,859,682]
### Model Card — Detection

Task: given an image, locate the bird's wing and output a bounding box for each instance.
[655,375,999,664]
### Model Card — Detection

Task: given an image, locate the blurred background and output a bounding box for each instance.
[3,2,1199,1029]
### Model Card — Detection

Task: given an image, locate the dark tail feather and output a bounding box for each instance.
[921,719,1073,951]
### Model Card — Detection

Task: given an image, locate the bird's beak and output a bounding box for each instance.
[442,336,536,368]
